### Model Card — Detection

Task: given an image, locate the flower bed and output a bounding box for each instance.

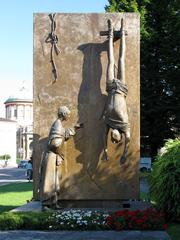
[48,209,109,230]
[0,208,167,231]
[48,208,167,231]
[106,208,168,231]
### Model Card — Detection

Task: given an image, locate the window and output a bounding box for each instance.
[7,106,11,118]
[14,109,17,117]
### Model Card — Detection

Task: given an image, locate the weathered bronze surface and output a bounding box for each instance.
[33,13,140,205]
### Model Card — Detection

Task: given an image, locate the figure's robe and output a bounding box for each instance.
[40,119,74,205]
[105,78,129,133]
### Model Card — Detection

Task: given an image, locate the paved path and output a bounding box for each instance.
[140,177,149,193]
[0,167,27,186]
[0,230,171,240]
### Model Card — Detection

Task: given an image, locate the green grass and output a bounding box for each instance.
[0,182,33,213]
[168,223,180,240]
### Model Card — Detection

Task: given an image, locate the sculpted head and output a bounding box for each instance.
[58,106,71,121]
[111,129,121,143]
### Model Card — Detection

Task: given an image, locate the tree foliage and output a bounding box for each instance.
[150,139,180,221]
[105,0,180,156]
[0,154,11,160]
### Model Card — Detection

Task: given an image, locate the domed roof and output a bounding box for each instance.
[4,85,32,104]
[4,96,32,104]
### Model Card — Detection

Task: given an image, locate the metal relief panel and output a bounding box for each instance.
[33,13,140,201]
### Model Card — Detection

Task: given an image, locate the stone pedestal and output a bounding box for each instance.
[33,13,140,206]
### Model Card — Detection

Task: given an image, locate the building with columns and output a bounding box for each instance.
[4,96,33,159]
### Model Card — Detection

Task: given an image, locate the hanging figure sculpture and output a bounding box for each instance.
[102,19,130,164]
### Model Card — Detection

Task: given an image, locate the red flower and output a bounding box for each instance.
[106,208,166,231]
[106,216,113,226]
[131,216,138,222]
[135,219,144,225]
[122,209,129,215]
[107,216,113,221]
[128,211,136,216]
[163,224,168,230]
[115,211,123,217]
[141,215,148,222]
[107,221,112,226]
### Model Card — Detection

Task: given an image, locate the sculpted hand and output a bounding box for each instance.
[56,157,63,166]
[74,123,84,129]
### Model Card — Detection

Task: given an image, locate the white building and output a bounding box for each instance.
[5,97,33,126]
[4,96,33,159]
[0,118,17,166]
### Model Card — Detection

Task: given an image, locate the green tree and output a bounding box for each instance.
[0,154,11,160]
[105,0,180,157]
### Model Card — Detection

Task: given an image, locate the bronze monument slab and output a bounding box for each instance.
[33,13,140,207]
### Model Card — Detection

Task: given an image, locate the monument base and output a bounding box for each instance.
[58,199,152,210]
[11,200,152,212]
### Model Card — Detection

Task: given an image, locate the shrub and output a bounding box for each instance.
[0,212,23,230]
[22,212,53,230]
[0,212,54,230]
[150,139,180,221]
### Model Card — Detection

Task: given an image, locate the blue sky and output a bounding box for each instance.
[0,0,108,117]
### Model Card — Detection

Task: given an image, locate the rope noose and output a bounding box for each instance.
[46,13,61,84]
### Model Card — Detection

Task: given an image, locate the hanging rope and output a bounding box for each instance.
[46,13,61,84]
